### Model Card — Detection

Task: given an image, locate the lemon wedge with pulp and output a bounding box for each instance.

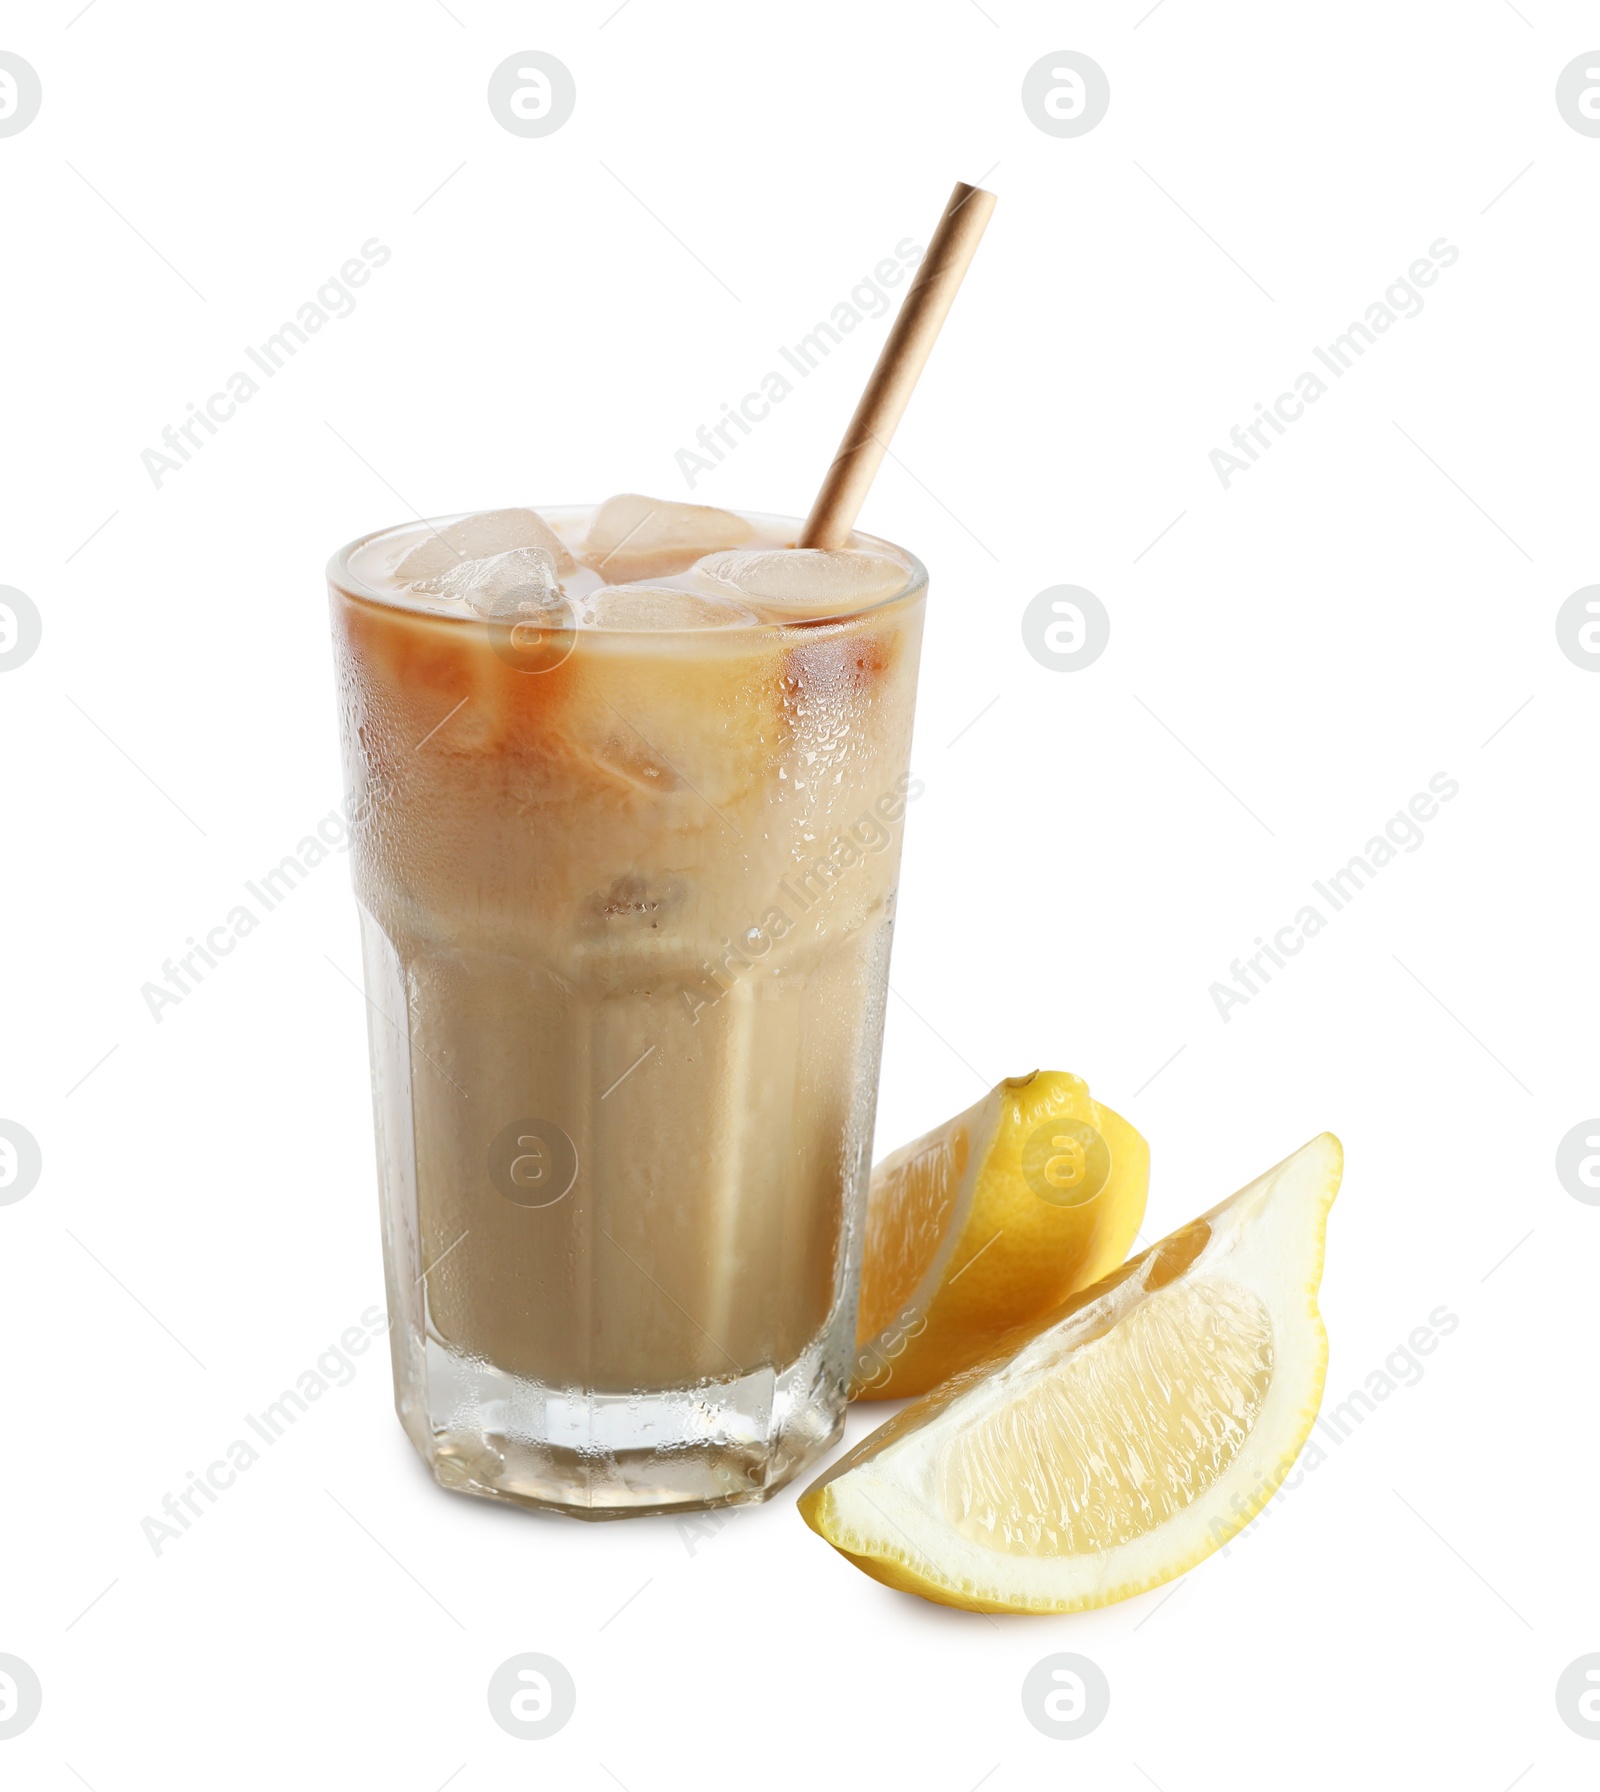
[804,1133,1342,1613]
[854,1071,1148,1399]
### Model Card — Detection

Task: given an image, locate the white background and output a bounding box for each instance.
[2,1,1595,1785]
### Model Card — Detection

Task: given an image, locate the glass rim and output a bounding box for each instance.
[326,504,929,637]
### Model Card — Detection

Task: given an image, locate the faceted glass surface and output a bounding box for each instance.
[328,506,927,1516]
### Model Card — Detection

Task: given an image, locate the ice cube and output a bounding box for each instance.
[436,547,564,618]
[394,507,575,586]
[696,548,907,617]
[586,584,759,631]
[582,494,753,581]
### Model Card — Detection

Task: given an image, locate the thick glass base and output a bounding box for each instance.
[396,1331,845,1519]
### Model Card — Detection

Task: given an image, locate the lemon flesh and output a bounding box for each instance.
[854,1071,1148,1399]
[803,1134,1342,1613]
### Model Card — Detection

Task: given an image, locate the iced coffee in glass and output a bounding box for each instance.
[328,498,926,1517]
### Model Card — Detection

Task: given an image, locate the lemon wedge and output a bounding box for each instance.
[803,1133,1342,1613]
[854,1071,1148,1398]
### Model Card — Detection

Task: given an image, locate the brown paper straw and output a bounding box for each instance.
[799,180,997,550]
